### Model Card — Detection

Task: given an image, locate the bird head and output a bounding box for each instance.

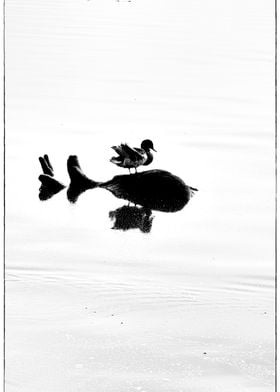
[141,139,157,152]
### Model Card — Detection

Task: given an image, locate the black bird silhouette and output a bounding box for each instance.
[110,139,156,173]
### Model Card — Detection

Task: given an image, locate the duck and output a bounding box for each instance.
[110,139,156,173]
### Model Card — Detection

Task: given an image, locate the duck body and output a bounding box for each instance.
[110,139,156,173]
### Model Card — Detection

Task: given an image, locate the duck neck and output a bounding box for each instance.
[143,150,153,166]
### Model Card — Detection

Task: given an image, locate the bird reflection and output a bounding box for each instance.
[109,205,154,233]
[38,154,198,232]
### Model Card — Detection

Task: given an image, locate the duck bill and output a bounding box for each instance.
[152,148,157,152]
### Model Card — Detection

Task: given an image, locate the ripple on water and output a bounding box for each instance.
[6,266,274,316]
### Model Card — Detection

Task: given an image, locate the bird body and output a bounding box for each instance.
[110,139,156,173]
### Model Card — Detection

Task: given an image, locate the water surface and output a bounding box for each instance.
[5,0,275,391]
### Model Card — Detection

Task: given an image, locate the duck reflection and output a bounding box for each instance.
[109,205,154,233]
[38,154,198,232]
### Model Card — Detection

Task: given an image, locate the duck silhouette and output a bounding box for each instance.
[110,139,156,173]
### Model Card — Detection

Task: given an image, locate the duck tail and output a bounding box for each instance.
[110,157,122,164]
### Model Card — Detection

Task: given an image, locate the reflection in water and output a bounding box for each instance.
[109,205,154,233]
[38,154,198,231]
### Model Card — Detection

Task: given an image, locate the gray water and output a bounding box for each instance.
[5,0,275,391]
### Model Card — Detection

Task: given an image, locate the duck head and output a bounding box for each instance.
[141,139,157,152]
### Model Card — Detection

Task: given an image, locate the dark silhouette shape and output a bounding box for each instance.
[110,139,157,174]
[109,205,154,233]
[38,155,66,200]
[100,170,197,212]
[39,154,54,177]
[67,155,98,203]
[65,155,197,211]
[38,154,198,231]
